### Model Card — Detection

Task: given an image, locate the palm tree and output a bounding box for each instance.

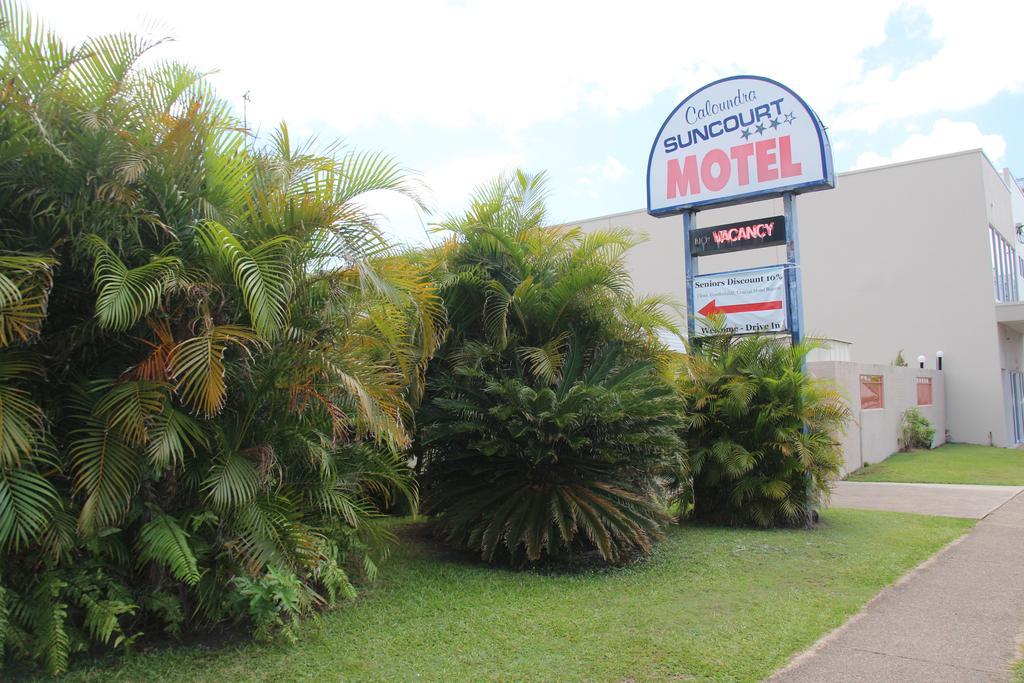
[415,171,686,565]
[426,171,682,376]
[676,326,850,527]
[0,3,440,673]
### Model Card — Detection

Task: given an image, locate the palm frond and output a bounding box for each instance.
[167,325,262,416]
[91,379,165,446]
[0,254,56,347]
[68,421,140,535]
[0,467,62,551]
[146,399,207,472]
[135,513,201,585]
[85,235,181,332]
[0,353,43,467]
[202,450,259,511]
[196,222,293,339]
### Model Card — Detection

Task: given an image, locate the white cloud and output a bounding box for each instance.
[577,155,630,194]
[831,2,1024,132]
[576,155,630,188]
[600,156,630,182]
[853,119,1006,169]
[425,153,524,215]
[361,152,522,245]
[356,189,432,246]
[23,0,1022,226]
[30,0,1012,136]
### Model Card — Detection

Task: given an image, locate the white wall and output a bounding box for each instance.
[573,150,1019,446]
[806,338,852,362]
[808,361,946,473]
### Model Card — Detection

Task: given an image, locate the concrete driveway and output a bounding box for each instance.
[829,480,1024,518]
[775,487,1024,681]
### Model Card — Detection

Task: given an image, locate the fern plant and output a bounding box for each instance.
[676,327,850,527]
[230,567,307,644]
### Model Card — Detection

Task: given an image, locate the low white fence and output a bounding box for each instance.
[807,361,946,474]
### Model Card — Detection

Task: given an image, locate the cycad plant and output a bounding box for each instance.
[422,343,685,564]
[676,326,850,527]
[0,4,439,674]
[416,171,686,566]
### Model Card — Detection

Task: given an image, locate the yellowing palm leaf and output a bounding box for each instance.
[167,325,262,416]
[0,254,56,347]
[0,352,43,467]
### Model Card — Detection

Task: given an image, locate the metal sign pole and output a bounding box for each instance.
[784,191,815,524]
[783,192,803,347]
[683,210,697,341]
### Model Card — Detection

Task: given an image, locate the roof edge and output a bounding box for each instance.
[563,148,1002,226]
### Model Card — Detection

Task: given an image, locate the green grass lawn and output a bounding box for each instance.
[848,443,1024,486]
[42,509,971,683]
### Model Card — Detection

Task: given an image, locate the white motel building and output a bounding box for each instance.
[574,149,1024,469]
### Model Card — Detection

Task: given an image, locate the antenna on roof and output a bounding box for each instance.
[242,90,252,132]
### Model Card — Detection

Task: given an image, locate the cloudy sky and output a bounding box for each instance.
[29,0,1023,244]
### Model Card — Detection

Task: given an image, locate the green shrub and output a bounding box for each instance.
[676,328,850,527]
[0,7,438,673]
[899,408,936,451]
[416,172,686,566]
[230,567,310,644]
[420,343,686,565]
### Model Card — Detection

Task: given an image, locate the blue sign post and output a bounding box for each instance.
[784,192,804,347]
[682,210,697,340]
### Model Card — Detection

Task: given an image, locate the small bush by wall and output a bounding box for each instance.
[900,408,936,451]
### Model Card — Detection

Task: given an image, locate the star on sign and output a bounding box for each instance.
[754,122,766,135]
[740,127,752,140]
[784,112,796,124]
[769,117,781,129]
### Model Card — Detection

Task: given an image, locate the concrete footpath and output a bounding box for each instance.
[772,486,1024,681]
[830,480,1024,519]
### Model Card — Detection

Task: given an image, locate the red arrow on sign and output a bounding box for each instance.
[698,299,783,316]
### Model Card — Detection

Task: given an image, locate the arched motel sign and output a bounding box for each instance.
[646,75,835,342]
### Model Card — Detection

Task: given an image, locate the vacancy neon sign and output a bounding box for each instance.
[646,76,834,215]
[690,216,786,256]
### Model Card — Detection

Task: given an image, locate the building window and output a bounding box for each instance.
[860,374,884,409]
[916,377,933,406]
[990,226,1019,302]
